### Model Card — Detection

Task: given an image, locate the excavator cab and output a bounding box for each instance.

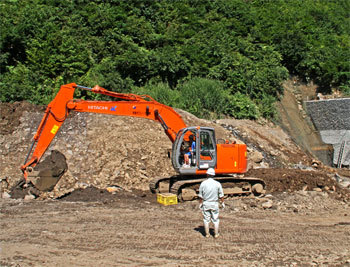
[171,127,217,175]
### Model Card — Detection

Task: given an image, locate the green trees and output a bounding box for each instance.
[252,0,350,93]
[1,0,348,118]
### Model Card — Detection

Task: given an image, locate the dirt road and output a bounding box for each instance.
[1,190,349,267]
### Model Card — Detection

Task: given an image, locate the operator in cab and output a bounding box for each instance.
[183,134,196,167]
[198,168,224,238]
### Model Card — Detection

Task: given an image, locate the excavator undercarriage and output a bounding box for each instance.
[150,175,266,201]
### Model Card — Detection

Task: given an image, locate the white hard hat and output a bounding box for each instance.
[206,168,215,176]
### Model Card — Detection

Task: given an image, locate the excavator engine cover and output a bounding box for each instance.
[28,150,68,191]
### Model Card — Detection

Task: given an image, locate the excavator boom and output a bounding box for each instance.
[21,83,186,190]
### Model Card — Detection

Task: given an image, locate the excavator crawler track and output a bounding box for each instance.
[150,175,266,202]
[149,176,176,194]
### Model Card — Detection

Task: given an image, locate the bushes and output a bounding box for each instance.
[176,78,227,119]
[136,78,262,120]
[252,0,350,93]
[0,63,58,104]
[134,78,224,119]
[1,0,347,120]
[224,92,259,120]
[133,82,181,107]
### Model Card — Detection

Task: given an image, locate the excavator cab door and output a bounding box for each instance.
[172,127,217,175]
[197,128,217,169]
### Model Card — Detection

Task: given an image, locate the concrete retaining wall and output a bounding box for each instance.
[306,98,350,167]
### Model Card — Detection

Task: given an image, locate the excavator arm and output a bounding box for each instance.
[20,83,186,190]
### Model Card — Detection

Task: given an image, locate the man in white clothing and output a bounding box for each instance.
[198,168,224,238]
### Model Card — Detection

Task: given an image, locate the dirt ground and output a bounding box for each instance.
[1,190,350,266]
[1,80,350,266]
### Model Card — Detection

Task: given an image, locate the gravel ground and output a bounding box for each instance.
[1,190,350,267]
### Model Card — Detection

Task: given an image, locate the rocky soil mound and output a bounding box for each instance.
[1,101,350,201]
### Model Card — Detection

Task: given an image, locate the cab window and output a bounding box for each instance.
[200,131,214,157]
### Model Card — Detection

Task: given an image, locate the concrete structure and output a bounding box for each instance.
[306,98,350,167]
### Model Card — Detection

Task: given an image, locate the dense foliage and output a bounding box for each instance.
[1,0,349,119]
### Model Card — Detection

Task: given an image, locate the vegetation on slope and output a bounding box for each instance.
[1,0,349,119]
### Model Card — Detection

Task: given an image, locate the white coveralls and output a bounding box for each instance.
[198,178,224,236]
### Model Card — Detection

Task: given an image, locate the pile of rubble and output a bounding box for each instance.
[0,102,349,201]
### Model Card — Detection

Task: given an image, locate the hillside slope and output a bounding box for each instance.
[1,95,349,201]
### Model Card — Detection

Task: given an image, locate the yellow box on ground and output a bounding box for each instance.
[157,193,178,206]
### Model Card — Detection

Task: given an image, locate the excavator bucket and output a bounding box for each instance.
[28,150,68,191]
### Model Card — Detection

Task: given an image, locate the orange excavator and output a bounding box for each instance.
[20,83,265,200]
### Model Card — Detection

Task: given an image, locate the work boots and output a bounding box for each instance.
[204,222,210,238]
[214,222,220,238]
